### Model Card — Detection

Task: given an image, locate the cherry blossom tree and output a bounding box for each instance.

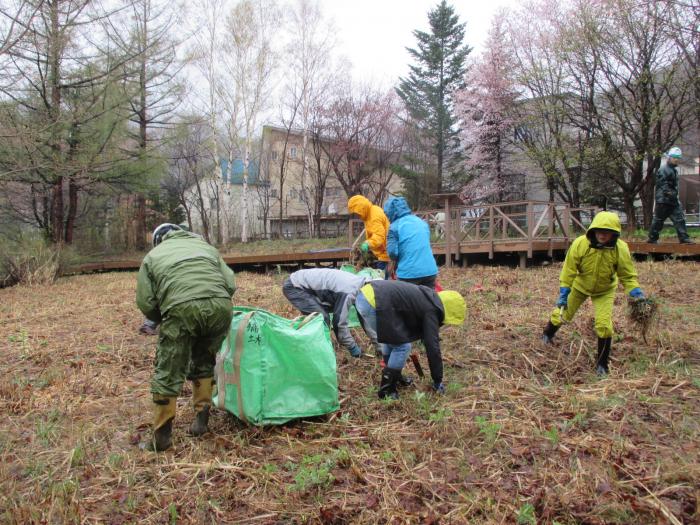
[456,13,519,203]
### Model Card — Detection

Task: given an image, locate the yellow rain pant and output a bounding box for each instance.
[549,287,615,338]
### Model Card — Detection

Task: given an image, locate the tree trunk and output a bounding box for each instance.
[48,0,63,245]
[215,182,223,245]
[622,193,637,232]
[640,157,659,229]
[241,139,250,243]
[135,195,147,250]
[50,177,64,244]
[64,177,78,244]
[135,26,149,252]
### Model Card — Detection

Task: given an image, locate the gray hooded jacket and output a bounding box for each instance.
[288,269,368,349]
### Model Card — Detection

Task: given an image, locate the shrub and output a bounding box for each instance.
[1,235,61,287]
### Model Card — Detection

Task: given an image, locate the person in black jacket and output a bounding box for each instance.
[647,147,694,244]
[354,280,466,400]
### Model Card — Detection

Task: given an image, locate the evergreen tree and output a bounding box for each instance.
[396,0,471,197]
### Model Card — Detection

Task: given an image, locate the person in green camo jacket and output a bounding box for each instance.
[136,223,236,451]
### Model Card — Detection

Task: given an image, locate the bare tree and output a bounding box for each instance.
[563,0,691,228]
[0,0,44,56]
[665,0,699,177]
[505,0,590,208]
[284,0,338,236]
[190,0,228,242]
[253,146,274,238]
[223,0,277,242]
[164,119,215,243]
[320,84,403,200]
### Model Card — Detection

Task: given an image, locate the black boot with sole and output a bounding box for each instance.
[378,367,401,400]
[542,321,560,344]
[142,395,176,452]
[596,337,612,376]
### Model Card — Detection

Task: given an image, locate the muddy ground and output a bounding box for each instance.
[1,260,699,524]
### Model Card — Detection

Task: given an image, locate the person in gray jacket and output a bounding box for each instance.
[283,268,377,357]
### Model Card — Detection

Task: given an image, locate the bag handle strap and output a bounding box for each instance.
[294,311,319,330]
[231,311,253,424]
[215,311,254,424]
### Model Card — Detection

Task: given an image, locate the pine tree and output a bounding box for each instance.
[396,0,471,197]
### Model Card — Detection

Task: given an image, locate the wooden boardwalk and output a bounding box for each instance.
[69,201,699,274]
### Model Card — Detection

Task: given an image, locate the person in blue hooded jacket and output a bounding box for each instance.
[384,196,439,288]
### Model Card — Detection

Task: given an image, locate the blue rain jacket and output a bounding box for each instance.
[384,197,438,280]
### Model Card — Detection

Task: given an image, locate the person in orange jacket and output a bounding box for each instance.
[348,195,390,276]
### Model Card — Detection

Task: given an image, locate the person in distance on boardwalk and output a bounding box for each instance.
[647,147,695,245]
[136,223,236,451]
[383,196,438,288]
[542,212,645,376]
[283,268,378,358]
[354,279,466,400]
[348,195,391,277]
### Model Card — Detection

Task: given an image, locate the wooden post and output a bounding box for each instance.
[563,207,571,241]
[548,203,554,257]
[526,201,534,259]
[488,205,494,259]
[519,252,527,269]
[445,196,453,268]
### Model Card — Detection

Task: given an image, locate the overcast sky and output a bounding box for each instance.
[323,0,520,88]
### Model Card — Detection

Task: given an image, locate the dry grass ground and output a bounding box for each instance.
[1,260,699,524]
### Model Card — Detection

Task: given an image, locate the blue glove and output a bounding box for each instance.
[432,382,445,395]
[556,287,571,307]
[359,241,369,253]
[629,287,645,299]
[348,344,362,358]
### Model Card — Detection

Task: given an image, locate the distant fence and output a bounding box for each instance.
[345,200,598,266]
[416,200,597,266]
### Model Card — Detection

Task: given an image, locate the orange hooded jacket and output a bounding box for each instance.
[347,195,390,262]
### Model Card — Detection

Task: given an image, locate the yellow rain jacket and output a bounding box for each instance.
[560,211,640,296]
[348,195,390,262]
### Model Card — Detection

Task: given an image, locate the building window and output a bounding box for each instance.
[289,146,297,159]
[271,151,278,161]
[270,189,278,198]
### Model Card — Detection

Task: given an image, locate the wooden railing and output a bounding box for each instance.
[415,201,597,266]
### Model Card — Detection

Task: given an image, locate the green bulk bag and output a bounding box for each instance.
[213,306,339,425]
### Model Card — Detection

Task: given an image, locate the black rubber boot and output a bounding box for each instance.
[189,378,213,436]
[190,406,210,436]
[398,374,413,388]
[142,395,176,452]
[542,321,560,344]
[596,337,612,376]
[147,419,173,451]
[378,367,401,400]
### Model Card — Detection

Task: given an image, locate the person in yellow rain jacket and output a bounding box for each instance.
[541,211,645,376]
[347,195,390,276]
